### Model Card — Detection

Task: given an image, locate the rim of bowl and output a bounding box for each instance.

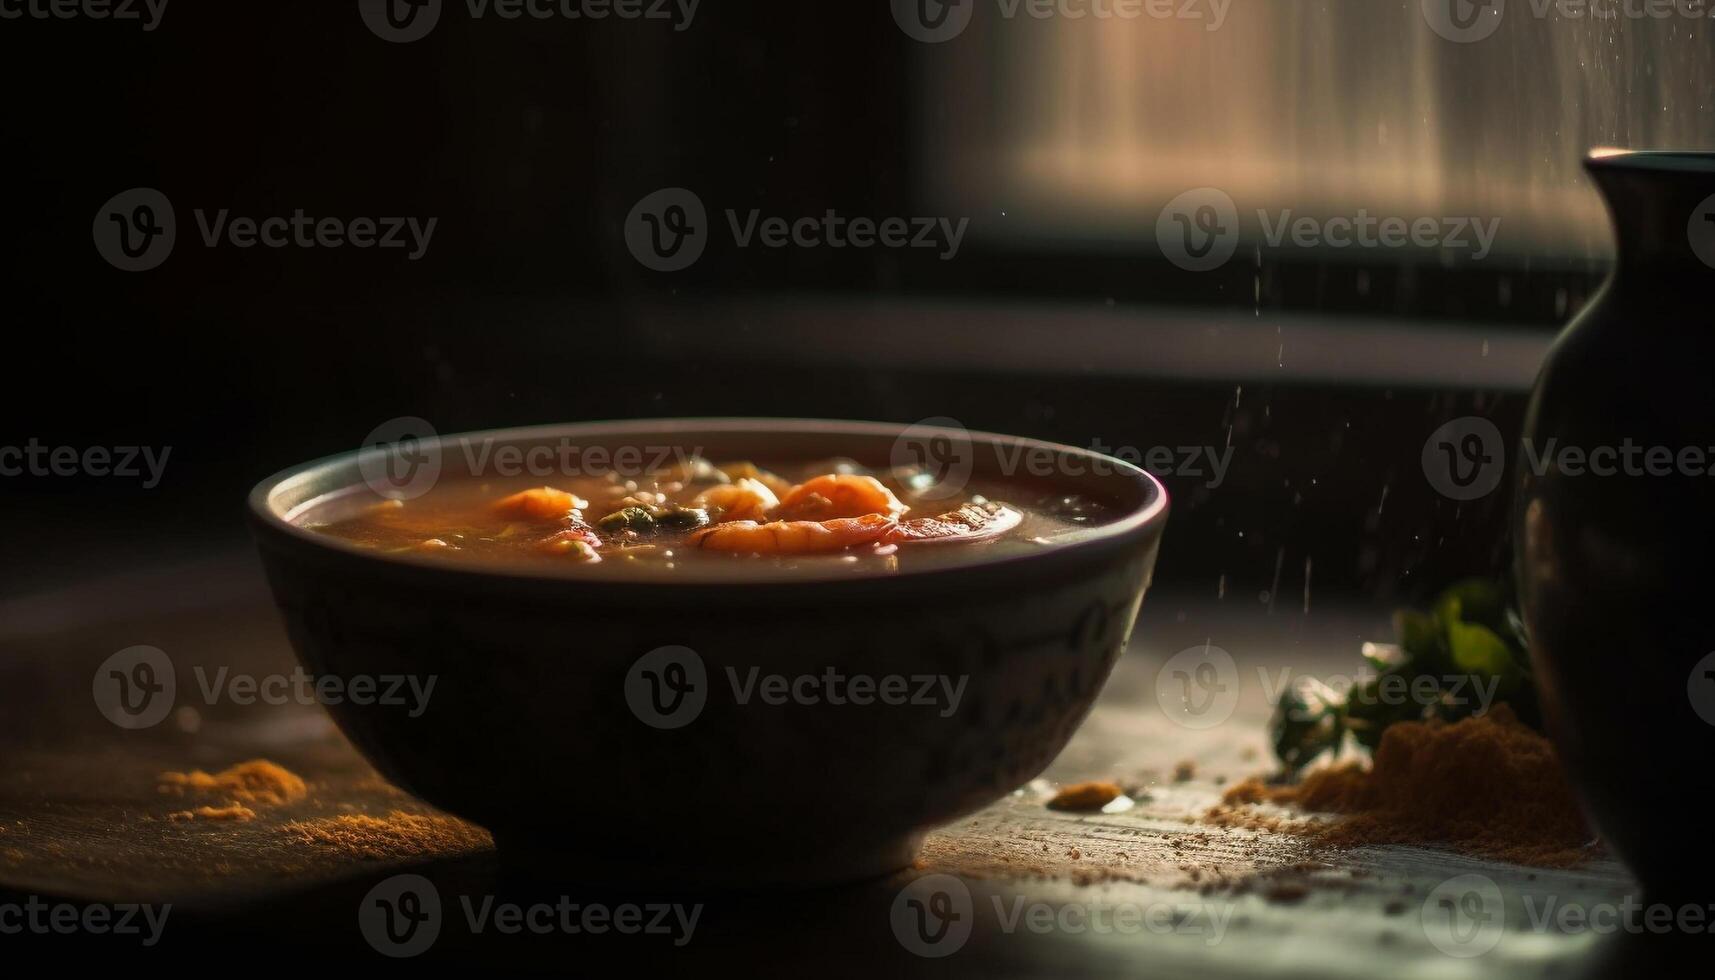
[247,418,1169,587]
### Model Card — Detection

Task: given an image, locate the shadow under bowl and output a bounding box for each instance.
[248,419,1168,887]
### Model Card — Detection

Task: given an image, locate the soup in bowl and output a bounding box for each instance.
[249,419,1168,885]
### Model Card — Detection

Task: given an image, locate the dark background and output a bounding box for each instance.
[0,3,1596,605]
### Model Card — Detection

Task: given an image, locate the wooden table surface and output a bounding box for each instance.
[0,552,1669,974]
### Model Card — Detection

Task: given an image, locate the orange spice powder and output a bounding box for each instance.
[282,811,493,861]
[168,803,257,822]
[158,759,308,806]
[1210,705,1596,867]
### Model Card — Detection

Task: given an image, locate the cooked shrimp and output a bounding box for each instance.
[689,513,897,554]
[694,478,780,523]
[775,474,907,521]
[884,503,1022,544]
[493,487,588,522]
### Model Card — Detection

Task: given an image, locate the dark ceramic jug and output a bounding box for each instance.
[1516,151,1715,897]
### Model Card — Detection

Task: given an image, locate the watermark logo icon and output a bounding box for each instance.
[360,874,442,957]
[1689,193,1715,271]
[1422,874,1505,957]
[93,645,175,730]
[890,417,975,503]
[93,188,175,272]
[1157,188,1239,272]
[358,417,443,501]
[891,0,974,43]
[891,874,973,957]
[1688,651,1715,727]
[1423,0,1505,43]
[1422,417,1505,501]
[1155,643,1239,730]
[625,188,708,272]
[626,645,708,729]
[360,0,442,42]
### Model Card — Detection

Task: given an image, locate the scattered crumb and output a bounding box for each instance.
[1173,760,1196,783]
[169,803,256,822]
[158,760,308,806]
[1047,781,1125,812]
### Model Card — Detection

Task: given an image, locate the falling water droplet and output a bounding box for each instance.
[1268,547,1284,616]
[1303,557,1313,616]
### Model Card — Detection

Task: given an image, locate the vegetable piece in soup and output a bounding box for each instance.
[301,457,1115,573]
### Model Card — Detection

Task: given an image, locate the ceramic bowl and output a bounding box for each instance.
[248,419,1168,886]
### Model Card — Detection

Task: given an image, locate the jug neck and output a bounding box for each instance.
[1587,151,1715,284]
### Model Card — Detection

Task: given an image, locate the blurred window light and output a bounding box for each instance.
[920,0,1715,264]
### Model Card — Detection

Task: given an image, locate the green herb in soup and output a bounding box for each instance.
[302,458,1113,572]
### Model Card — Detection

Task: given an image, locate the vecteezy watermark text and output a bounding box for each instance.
[93,646,437,730]
[360,0,699,43]
[1420,873,1715,959]
[624,188,969,272]
[1522,894,1715,934]
[728,210,969,260]
[0,0,168,30]
[931,437,1232,486]
[1261,665,1504,719]
[1423,417,1715,501]
[188,666,437,718]
[357,416,714,501]
[990,894,1234,945]
[94,188,436,271]
[1257,210,1500,261]
[890,417,1232,504]
[1,440,170,487]
[459,439,703,481]
[890,0,1232,43]
[359,875,699,957]
[1424,0,1715,45]
[1152,645,1506,731]
[1156,188,1502,272]
[728,666,968,718]
[889,875,1234,958]
[625,646,968,729]
[463,0,698,27]
[459,895,700,945]
[0,897,171,946]
[1068,439,1231,488]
